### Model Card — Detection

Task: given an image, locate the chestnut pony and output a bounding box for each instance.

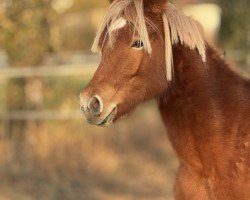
[80,0,250,199]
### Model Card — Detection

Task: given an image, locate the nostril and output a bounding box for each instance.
[92,99,99,109]
[88,95,103,115]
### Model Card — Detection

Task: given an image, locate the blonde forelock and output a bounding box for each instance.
[91,1,206,81]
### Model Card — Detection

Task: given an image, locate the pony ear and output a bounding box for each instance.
[144,0,168,14]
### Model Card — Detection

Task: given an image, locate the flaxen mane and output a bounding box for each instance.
[91,0,206,80]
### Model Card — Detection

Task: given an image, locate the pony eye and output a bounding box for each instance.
[132,40,143,48]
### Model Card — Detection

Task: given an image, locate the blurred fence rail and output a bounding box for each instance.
[0,64,96,78]
[0,110,82,120]
[0,63,97,120]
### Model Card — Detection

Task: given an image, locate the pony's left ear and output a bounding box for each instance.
[144,0,168,14]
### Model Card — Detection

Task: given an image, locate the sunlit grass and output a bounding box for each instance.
[0,103,177,200]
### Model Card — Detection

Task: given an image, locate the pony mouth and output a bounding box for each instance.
[86,106,117,127]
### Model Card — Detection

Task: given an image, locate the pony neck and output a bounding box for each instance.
[157,43,240,130]
[156,43,250,173]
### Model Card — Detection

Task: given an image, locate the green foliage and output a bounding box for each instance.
[218,0,249,65]
[0,0,56,66]
[43,76,89,110]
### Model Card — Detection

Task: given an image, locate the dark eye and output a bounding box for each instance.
[132,40,143,48]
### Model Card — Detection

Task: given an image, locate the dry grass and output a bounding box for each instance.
[0,102,178,200]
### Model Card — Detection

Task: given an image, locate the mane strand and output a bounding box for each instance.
[91,1,206,81]
[91,0,152,54]
[133,0,152,54]
[163,13,174,81]
[91,0,130,53]
[166,3,206,62]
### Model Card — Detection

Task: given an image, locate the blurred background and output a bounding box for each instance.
[0,0,249,199]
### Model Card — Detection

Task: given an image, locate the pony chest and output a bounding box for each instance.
[166,127,204,170]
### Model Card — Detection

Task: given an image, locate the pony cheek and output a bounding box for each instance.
[112,88,147,120]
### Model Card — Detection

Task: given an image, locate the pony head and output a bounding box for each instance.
[80,0,205,126]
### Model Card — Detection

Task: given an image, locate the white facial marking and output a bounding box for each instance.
[109,17,127,32]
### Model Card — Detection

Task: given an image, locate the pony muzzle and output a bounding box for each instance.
[79,94,117,126]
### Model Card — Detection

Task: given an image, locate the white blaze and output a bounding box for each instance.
[108,17,127,32]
